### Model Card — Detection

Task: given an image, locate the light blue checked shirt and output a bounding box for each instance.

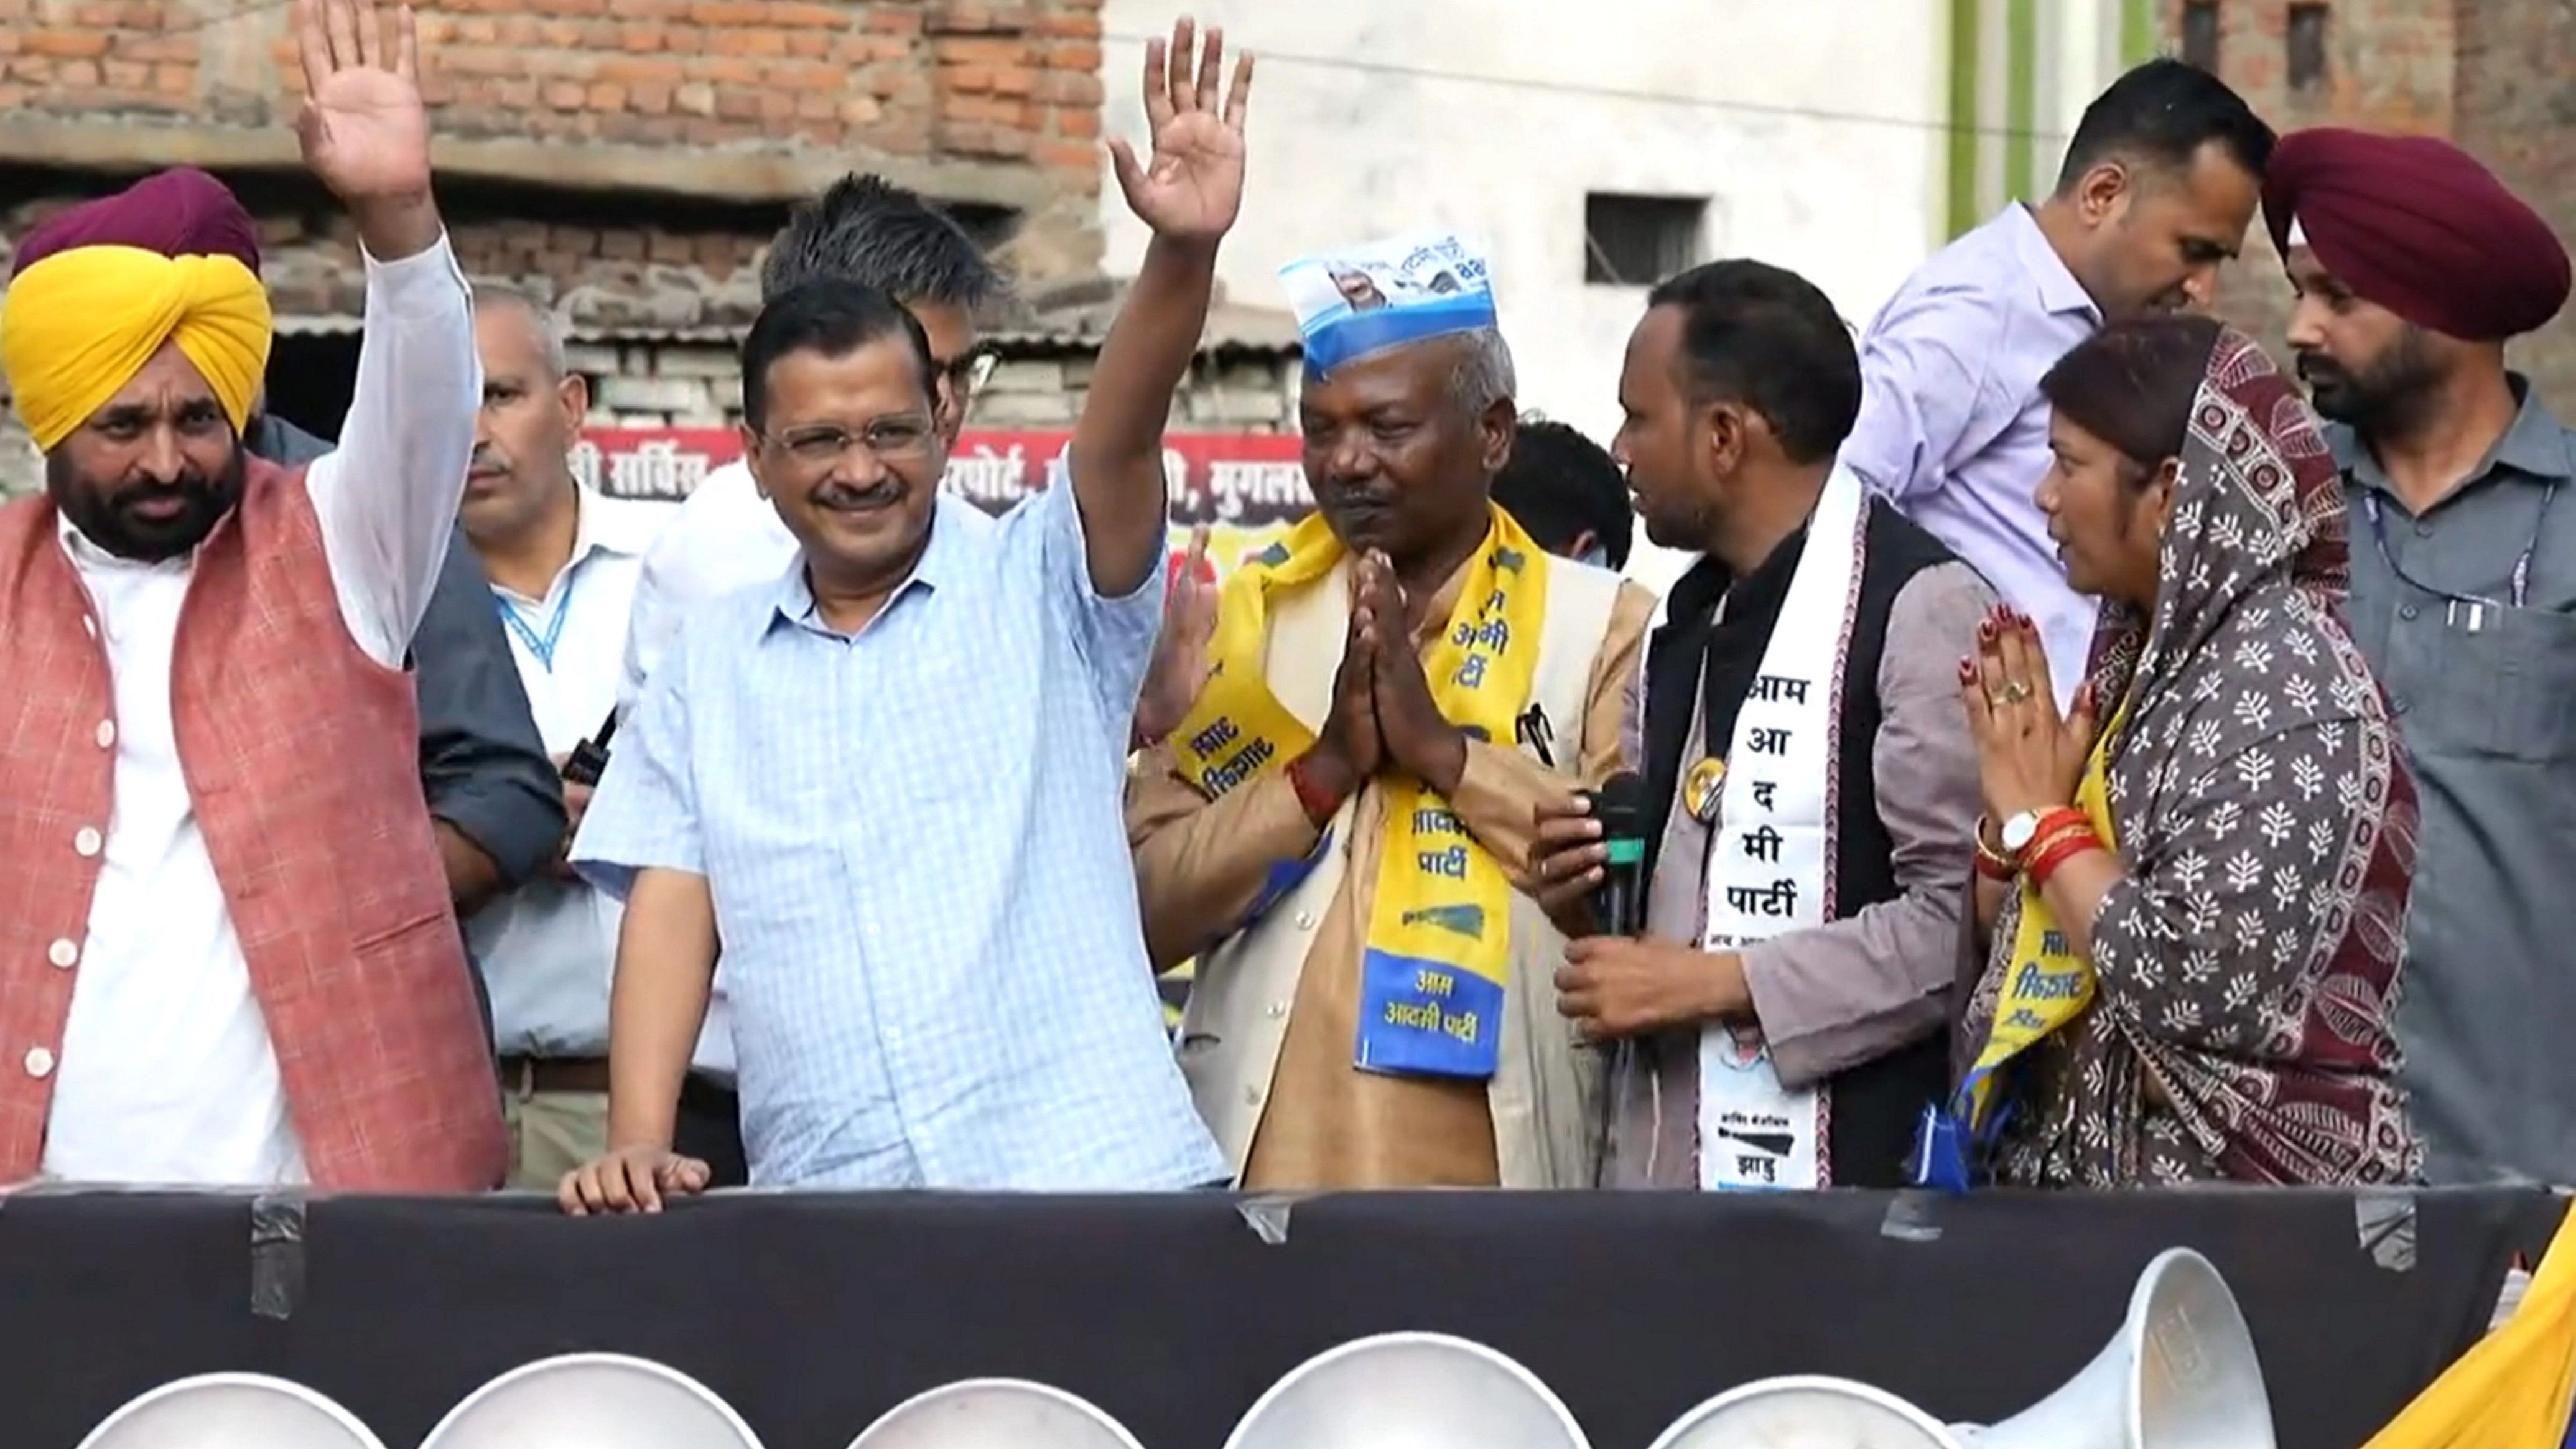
[574,480,1225,1190]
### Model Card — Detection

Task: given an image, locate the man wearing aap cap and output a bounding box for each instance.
[1128,230,1657,1191]
[2266,126,2575,1188]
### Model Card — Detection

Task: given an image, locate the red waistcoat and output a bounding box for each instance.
[0,458,506,1191]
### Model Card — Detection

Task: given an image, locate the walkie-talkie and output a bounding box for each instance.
[561,707,621,788]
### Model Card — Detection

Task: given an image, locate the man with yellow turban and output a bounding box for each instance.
[2266,128,2576,1189]
[0,0,505,1191]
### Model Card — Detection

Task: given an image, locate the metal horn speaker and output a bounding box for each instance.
[1950,1247,2276,1449]
[1647,1374,1959,1449]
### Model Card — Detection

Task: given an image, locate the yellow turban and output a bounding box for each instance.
[2,244,272,452]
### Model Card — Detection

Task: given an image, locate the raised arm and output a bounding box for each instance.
[292,0,483,667]
[1068,18,1252,598]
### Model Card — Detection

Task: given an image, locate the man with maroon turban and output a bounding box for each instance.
[2265,127,2575,1188]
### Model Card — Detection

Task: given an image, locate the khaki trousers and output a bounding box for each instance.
[501,1086,609,1192]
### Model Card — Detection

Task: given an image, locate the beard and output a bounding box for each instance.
[2297,327,2440,431]
[47,447,248,564]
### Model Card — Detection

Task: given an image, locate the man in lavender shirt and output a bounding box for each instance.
[1843,60,2274,701]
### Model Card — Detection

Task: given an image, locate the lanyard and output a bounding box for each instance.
[2361,478,2559,613]
[493,564,582,671]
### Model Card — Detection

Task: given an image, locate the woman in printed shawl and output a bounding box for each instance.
[1954,314,2421,1187]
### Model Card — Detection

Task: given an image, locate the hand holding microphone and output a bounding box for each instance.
[1530,770,1647,939]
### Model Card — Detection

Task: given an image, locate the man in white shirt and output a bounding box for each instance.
[458,286,737,1190]
[620,175,1005,714]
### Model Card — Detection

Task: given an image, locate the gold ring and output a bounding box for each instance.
[1998,681,2034,704]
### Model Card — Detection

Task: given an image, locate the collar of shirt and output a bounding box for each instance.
[2329,374,2575,501]
[493,484,661,608]
[760,490,979,641]
[1999,202,2103,325]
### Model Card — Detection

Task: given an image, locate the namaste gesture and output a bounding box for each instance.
[1109,17,1253,245]
[294,0,432,205]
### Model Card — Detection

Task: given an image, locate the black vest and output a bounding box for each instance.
[1640,501,1958,1188]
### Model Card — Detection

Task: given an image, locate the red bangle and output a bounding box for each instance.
[2025,824,2104,888]
[2014,807,2089,862]
[1286,755,1344,828]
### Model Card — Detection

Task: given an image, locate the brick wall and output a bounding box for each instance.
[2166,0,2575,409]
[2452,0,2576,411]
[0,0,1110,277]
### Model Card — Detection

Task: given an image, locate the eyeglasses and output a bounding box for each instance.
[758,415,939,470]
[940,347,999,407]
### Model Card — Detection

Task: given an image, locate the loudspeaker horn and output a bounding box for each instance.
[1647,1374,1958,1448]
[1949,1246,2276,1449]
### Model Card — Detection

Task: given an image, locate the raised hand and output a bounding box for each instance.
[294,0,429,203]
[1107,17,1253,245]
[1133,526,1220,748]
[1959,603,2099,826]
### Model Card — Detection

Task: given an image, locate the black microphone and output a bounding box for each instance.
[1581,770,1648,936]
[560,707,621,788]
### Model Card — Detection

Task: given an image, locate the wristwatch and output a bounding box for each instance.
[1997,809,2048,860]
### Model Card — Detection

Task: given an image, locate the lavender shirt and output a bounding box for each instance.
[1841,204,2101,704]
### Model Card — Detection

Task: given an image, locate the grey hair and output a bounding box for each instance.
[1446,327,1517,414]
[472,282,568,379]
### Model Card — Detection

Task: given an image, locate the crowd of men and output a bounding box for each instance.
[0,0,2567,1206]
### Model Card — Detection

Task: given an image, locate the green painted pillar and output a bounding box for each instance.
[2003,0,2039,202]
[1946,0,1982,239]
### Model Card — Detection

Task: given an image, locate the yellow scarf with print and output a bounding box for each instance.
[1959,696,2134,1127]
[1169,506,1550,1080]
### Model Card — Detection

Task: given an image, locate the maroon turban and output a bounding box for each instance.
[10,167,262,276]
[2262,128,2570,342]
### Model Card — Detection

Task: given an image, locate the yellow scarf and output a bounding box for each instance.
[1169,506,1550,1080]
[2,245,272,451]
[2360,1199,2576,1447]
[1960,696,2134,1127]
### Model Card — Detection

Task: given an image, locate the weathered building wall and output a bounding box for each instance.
[0,188,1298,495]
[0,0,1110,274]
[2452,0,2576,411]
[2164,0,2574,408]
[0,0,1272,493]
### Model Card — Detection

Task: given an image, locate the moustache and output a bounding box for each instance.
[2293,353,2347,386]
[809,476,903,510]
[109,473,218,510]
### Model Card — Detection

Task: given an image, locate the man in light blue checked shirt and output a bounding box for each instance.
[560,17,1253,1209]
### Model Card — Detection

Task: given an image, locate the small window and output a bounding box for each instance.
[1583,194,1706,287]
[2287,4,2329,90]
[2181,0,2220,72]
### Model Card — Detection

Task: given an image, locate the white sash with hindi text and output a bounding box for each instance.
[1695,465,1866,1191]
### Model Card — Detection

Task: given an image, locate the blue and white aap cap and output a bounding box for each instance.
[1278,231,1496,376]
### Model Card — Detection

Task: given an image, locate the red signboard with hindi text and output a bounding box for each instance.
[575,427,1311,579]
